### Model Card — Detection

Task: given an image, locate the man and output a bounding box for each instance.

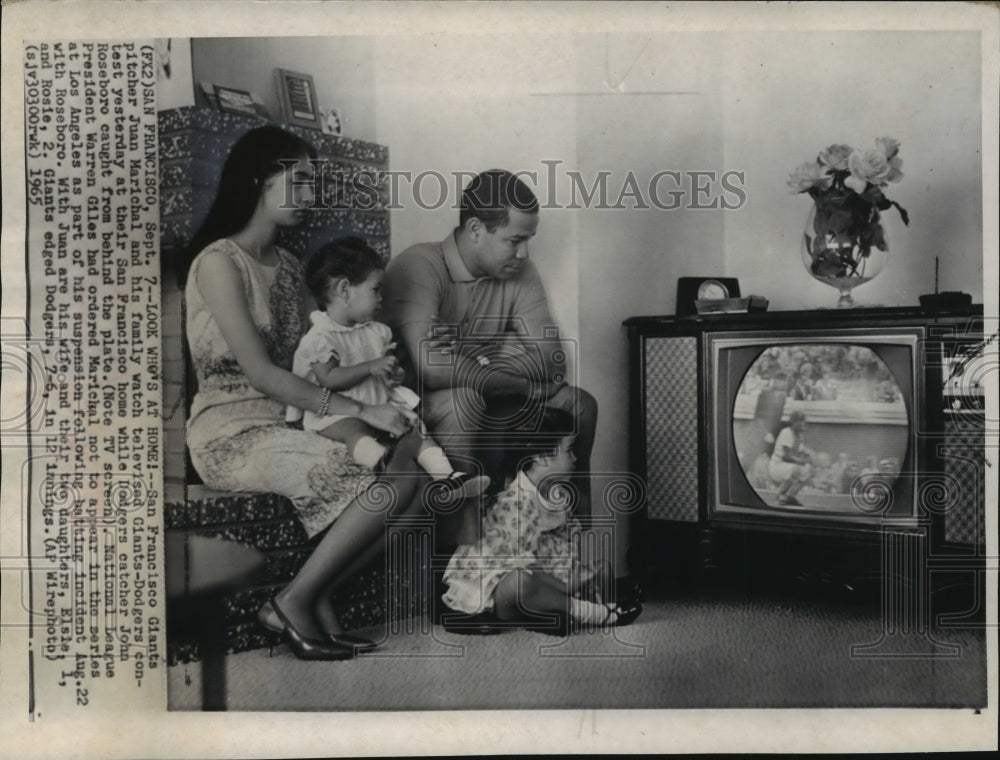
[382,169,595,509]
[768,411,814,506]
[382,170,638,609]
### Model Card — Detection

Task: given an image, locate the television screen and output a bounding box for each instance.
[710,330,922,526]
[734,345,907,510]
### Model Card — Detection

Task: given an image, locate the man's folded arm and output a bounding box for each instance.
[396,319,534,396]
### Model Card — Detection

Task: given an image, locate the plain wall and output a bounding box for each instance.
[574,33,727,479]
[156,38,196,110]
[721,31,983,309]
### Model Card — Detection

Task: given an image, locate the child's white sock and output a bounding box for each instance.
[570,597,615,626]
[352,436,388,469]
[416,445,454,480]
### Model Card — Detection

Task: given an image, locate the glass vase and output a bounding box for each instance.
[800,204,890,308]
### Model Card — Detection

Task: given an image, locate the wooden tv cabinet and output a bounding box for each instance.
[624,306,987,625]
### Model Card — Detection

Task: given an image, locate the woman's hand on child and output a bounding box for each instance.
[358,403,412,438]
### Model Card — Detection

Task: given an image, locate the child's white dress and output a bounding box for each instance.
[442,470,600,614]
[287,310,419,431]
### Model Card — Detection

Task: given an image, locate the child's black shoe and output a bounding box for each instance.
[440,610,506,636]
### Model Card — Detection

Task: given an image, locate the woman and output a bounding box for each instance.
[183,126,427,661]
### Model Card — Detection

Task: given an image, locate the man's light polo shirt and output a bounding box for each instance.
[381,231,556,347]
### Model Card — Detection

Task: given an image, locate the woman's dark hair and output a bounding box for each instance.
[179,126,317,286]
[501,406,577,482]
[459,169,539,232]
[305,237,383,309]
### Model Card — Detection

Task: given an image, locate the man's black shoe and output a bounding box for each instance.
[441,609,570,637]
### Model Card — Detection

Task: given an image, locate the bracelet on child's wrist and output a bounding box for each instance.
[317,388,332,417]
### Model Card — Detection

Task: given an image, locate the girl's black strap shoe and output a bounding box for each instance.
[609,600,642,627]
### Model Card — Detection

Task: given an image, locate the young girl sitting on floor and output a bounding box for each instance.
[288,237,489,499]
[442,407,640,630]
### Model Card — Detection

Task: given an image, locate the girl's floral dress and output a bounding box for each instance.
[442,470,600,614]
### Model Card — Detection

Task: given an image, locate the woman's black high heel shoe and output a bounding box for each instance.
[327,632,378,653]
[269,597,355,661]
[259,600,378,653]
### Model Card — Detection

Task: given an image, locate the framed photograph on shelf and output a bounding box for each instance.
[213,85,258,117]
[274,68,320,129]
[199,80,220,110]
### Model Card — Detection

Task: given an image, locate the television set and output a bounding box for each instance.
[625,306,985,599]
[707,328,923,533]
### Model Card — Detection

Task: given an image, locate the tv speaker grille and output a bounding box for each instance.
[644,336,699,522]
[942,414,985,545]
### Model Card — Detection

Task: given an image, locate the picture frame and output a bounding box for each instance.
[213,85,259,117]
[198,80,220,110]
[274,67,320,129]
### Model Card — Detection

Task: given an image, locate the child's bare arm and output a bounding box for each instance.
[312,354,401,392]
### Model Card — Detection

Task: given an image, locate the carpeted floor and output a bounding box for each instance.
[167,591,986,711]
